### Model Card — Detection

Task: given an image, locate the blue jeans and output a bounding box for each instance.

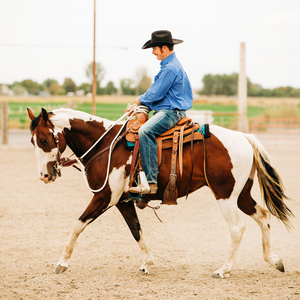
[139,109,186,184]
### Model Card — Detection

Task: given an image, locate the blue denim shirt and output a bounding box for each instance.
[139,53,193,111]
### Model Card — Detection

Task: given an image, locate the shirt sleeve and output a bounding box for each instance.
[139,68,176,106]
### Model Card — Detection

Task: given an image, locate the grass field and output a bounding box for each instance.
[1,95,300,129]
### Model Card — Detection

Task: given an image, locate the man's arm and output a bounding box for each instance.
[139,68,175,106]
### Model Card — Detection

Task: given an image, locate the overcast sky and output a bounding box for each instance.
[0,0,299,90]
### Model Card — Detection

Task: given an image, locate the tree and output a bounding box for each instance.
[135,67,152,94]
[120,78,135,95]
[48,82,66,95]
[43,78,58,88]
[62,78,76,93]
[105,81,117,95]
[200,73,245,96]
[20,79,43,95]
[12,85,27,96]
[78,83,91,95]
[85,62,105,94]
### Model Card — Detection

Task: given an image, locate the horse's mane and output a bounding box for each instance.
[30,111,54,132]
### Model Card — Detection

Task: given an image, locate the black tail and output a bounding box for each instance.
[245,134,294,229]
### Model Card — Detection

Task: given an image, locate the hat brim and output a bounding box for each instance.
[142,39,183,49]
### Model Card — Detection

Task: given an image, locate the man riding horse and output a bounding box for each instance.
[128,30,193,194]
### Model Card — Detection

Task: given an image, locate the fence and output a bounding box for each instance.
[1,101,300,148]
[249,117,300,148]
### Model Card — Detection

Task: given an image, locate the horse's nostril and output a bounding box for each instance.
[44,174,49,178]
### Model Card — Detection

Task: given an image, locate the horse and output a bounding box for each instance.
[27,107,293,278]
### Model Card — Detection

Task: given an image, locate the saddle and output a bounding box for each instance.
[125,116,209,205]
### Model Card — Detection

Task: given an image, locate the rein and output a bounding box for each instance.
[54,105,137,193]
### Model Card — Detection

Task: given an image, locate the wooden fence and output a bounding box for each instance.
[1,101,300,148]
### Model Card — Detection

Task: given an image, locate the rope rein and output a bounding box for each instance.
[56,105,137,193]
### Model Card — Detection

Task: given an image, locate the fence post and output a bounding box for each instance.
[238,42,249,133]
[67,101,75,110]
[1,101,9,145]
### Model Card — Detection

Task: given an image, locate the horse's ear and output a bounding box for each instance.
[41,108,49,123]
[27,108,36,121]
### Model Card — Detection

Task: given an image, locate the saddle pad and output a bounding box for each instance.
[201,124,210,139]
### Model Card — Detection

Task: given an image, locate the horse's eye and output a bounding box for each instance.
[42,140,49,146]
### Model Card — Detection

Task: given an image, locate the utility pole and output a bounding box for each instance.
[238,42,249,132]
[92,0,96,116]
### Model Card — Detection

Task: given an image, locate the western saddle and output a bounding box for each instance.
[125,115,206,205]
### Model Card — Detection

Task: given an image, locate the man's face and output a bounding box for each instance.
[152,46,167,60]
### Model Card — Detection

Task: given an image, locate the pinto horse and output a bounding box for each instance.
[27,107,293,278]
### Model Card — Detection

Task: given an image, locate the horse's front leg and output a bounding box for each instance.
[116,201,153,274]
[55,194,110,274]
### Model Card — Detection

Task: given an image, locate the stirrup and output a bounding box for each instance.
[128,171,151,194]
[128,185,150,194]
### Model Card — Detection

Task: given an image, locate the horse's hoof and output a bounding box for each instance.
[55,264,68,274]
[137,268,149,275]
[211,273,223,279]
[136,199,149,210]
[275,259,285,272]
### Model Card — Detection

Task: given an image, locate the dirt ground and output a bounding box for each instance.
[0,144,299,300]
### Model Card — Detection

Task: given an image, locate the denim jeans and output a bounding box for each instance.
[139,109,186,184]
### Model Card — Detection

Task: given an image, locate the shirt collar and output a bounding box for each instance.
[160,52,176,68]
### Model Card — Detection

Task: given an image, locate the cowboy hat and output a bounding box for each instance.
[142,30,183,49]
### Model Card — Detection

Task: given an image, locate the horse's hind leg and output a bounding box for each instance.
[116,201,153,274]
[251,204,284,272]
[212,195,246,279]
[238,178,285,272]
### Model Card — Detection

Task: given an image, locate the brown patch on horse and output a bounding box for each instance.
[237,178,257,215]
[205,133,236,200]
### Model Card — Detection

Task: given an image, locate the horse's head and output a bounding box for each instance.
[27,108,66,183]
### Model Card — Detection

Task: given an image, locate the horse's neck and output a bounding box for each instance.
[50,109,117,158]
[51,108,115,132]
[62,119,122,159]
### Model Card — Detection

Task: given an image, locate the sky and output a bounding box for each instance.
[0,0,300,90]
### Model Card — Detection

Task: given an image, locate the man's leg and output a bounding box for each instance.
[139,109,185,184]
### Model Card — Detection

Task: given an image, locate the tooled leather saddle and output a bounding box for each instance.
[125,116,210,205]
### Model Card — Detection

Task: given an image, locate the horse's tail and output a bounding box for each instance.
[244,134,294,229]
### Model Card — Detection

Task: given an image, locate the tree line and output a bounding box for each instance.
[1,64,299,98]
[0,62,152,97]
[199,73,300,98]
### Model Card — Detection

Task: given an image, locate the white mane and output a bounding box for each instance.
[49,108,115,134]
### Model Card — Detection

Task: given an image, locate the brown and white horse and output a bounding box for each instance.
[27,107,293,278]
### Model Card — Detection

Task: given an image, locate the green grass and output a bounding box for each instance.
[4,101,299,129]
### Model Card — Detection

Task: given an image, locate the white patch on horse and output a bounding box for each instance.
[108,156,131,206]
[33,134,58,180]
[49,108,114,132]
[209,125,253,197]
[56,219,91,269]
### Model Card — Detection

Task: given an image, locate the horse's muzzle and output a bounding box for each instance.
[39,161,58,183]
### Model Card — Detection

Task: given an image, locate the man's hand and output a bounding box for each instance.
[135,96,141,106]
[125,104,136,116]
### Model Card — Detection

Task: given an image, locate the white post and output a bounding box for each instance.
[1,101,9,145]
[238,42,249,132]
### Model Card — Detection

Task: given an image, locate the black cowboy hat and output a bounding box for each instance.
[142,30,183,49]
